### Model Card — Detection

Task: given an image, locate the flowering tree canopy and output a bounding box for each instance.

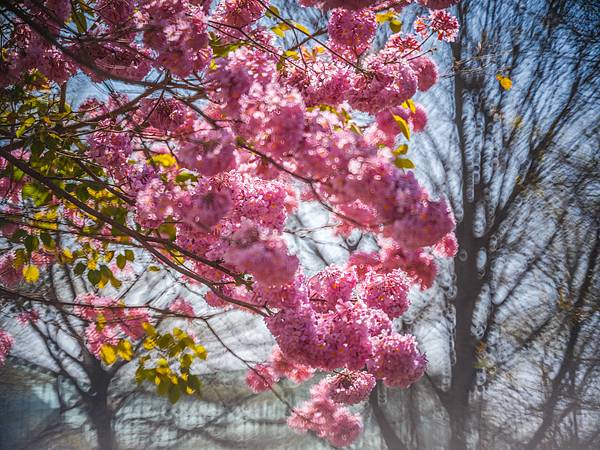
[0,0,460,446]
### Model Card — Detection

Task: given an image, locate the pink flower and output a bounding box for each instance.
[0,252,21,288]
[246,363,279,392]
[328,8,377,55]
[418,0,460,10]
[349,57,417,114]
[17,309,40,325]
[308,265,358,313]
[411,103,429,132]
[300,0,380,10]
[225,236,298,286]
[138,98,187,132]
[178,128,237,176]
[177,182,233,230]
[415,10,460,42]
[214,0,268,28]
[270,346,315,383]
[287,381,363,447]
[95,0,135,29]
[434,232,459,257]
[322,371,376,404]
[409,56,439,92]
[0,330,14,366]
[238,83,306,158]
[140,0,210,77]
[367,333,427,388]
[169,298,196,318]
[363,270,410,319]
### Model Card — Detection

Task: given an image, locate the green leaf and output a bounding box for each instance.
[39,232,53,249]
[74,262,86,276]
[393,144,409,155]
[265,5,280,18]
[116,254,127,270]
[168,383,182,404]
[124,249,135,262]
[16,117,35,138]
[87,269,101,285]
[158,223,177,241]
[72,1,88,34]
[24,235,39,252]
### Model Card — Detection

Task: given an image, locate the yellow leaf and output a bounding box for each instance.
[62,248,74,262]
[100,344,117,365]
[393,144,409,155]
[193,344,207,360]
[22,264,40,283]
[496,74,512,90]
[294,22,310,35]
[392,114,411,140]
[150,153,177,168]
[117,339,134,361]
[270,23,290,38]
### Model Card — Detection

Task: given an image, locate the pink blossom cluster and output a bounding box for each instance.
[138,0,211,77]
[328,8,377,55]
[300,0,381,10]
[74,293,149,357]
[287,381,363,448]
[321,370,377,404]
[415,9,460,42]
[214,0,269,28]
[169,298,196,318]
[418,0,460,10]
[0,330,14,367]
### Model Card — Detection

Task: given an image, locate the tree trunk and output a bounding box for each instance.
[86,361,115,450]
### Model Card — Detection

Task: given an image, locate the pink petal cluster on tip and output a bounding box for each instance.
[322,370,377,404]
[367,333,427,388]
[214,0,269,28]
[177,128,237,177]
[169,298,196,318]
[300,0,381,10]
[415,9,460,42]
[0,330,14,367]
[140,0,210,77]
[288,381,363,447]
[363,269,411,319]
[349,58,418,114]
[418,0,460,10]
[269,346,315,383]
[409,56,439,92]
[328,8,377,55]
[246,363,279,392]
[223,223,298,286]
